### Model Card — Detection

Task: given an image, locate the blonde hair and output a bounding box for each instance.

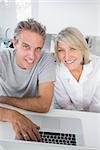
[54,27,90,64]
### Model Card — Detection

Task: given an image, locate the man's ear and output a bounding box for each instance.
[12,39,17,48]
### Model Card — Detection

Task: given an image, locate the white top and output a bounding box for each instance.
[54,54,100,112]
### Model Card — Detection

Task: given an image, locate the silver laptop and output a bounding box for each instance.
[0,108,84,147]
[26,113,84,146]
[0,104,100,148]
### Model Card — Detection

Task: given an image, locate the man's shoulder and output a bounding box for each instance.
[0,48,15,57]
[37,52,56,72]
[40,52,56,62]
[41,52,54,57]
[0,48,15,64]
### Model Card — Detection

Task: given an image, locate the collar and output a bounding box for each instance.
[58,60,93,83]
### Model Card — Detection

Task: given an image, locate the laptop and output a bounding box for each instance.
[26,113,84,146]
[0,139,98,150]
[0,111,84,147]
[0,104,100,148]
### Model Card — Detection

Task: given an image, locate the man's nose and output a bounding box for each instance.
[29,48,36,58]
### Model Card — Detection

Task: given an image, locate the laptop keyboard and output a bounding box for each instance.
[39,131,76,146]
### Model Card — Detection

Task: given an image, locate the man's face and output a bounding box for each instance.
[13,30,44,69]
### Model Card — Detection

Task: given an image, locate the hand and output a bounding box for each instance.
[10,110,41,141]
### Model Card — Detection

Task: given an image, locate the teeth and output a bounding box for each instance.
[65,60,74,64]
[27,60,33,64]
[25,58,34,64]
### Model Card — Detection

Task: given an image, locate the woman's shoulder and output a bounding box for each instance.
[90,53,100,62]
[90,53,100,71]
[90,53,100,66]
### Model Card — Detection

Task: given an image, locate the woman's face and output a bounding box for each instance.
[57,42,83,71]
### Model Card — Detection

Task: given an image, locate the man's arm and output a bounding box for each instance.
[0,107,41,141]
[0,81,54,113]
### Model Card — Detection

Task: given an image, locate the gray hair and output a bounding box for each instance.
[14,18,46,42]
[55,27,90,64]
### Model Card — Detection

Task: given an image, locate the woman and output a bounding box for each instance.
[54,27,100,112]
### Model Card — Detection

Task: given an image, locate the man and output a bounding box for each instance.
[0,19,55,141]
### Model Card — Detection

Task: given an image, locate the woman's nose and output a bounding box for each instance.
[64,51,70,59]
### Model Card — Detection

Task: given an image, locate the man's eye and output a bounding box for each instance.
[35,47,41,52]
[23,45,30,49]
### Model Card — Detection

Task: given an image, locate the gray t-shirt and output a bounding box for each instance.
[0,49,56,97]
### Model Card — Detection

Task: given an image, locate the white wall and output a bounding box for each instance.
[97,2,100,35]
[38,0,100,36]
[0,0,99,39]
[0,1,17,39]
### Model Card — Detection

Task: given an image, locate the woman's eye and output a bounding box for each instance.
[70,48,76,51]
[58,49,64,52]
